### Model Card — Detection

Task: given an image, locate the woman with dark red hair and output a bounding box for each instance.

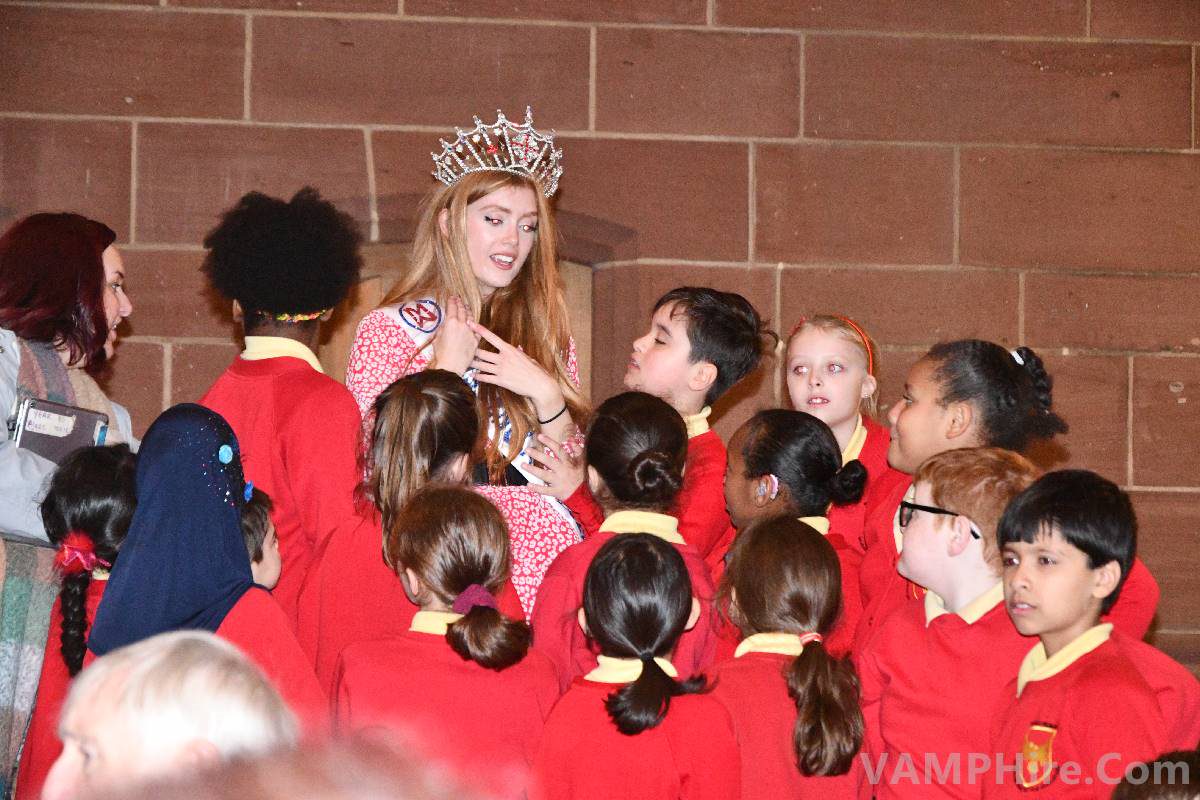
[0,212,135,541]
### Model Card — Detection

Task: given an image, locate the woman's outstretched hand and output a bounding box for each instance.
[525,432,586,501]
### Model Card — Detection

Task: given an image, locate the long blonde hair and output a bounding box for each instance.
[381,171,587,480]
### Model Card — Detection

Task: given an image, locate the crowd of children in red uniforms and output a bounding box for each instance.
[12,109,1200,800]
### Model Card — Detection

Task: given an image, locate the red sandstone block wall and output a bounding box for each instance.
[1,0,1197,665]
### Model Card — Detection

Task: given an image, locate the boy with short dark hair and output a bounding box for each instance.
[531,286,772,573]
[985,470,1200,798]
[241,487,281,591]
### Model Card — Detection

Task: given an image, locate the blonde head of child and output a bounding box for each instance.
[897,447,1039,613]
[786,315,879,451]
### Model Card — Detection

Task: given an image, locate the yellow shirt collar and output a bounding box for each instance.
[798,516,830,535]
[683,406,711,438]
[734,632,811,658]
[599,510,684,545]
[1017,623,1113,696]
[841,415,868,464]
[409,610,463,635]
[585,654,679,684]
[241,336,325,374]
[924,582,1004,627]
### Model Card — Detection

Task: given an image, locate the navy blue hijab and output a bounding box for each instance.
[88,403,254,656]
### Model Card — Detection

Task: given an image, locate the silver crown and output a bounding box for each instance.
[431,107,563,198]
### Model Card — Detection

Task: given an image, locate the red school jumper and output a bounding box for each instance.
[564,407,734,572]
[853,480,1162,654]
[532,660,740,800]
[709,637,862,800]
[983,625,1194,799]
[16,580,107,800]
[216,587,329,735]
[201,340,362,629]
[856,583,1034,799]
[531,510,718,692]
[296,508,525,693]
[333,610,559,800]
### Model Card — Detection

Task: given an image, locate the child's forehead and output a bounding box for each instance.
[788,325,866,361]
[652,301,691,332]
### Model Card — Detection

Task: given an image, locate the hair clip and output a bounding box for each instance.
[798,632,823,646]
[243,481,254,503]
[1010,350,1025,366]
[218,444,234,465]
[54,531,111,576]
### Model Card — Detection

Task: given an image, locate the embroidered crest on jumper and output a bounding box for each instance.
[399,299,443,334]
[1019,722,1058,790]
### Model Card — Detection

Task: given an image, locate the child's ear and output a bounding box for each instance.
[752,476,774,508]
[861,373,878,401]
[1091,560,1122,605]
[687,360,718,398]
[944,400,976,442]
[946,516,976,557]
[684,597,701,631]
[586,465,603,496]
[576,607,590,636]
[400,568,423,604]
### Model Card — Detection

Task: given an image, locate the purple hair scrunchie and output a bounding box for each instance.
[452,583,498,614]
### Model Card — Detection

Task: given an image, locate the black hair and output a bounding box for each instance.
[1112,750,1200,799]
[654,287,776,407]
[926,340,1068,453]
[585,392,687,513]
[40,444,137,676]
[583,533,706,735]
[740,410,867,516]
[240,487,274,563]
[997,470,1135,613]
[202,186,362,333]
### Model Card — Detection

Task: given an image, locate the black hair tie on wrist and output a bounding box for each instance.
[538,403,568,425]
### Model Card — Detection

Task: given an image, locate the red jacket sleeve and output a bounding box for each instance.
[1102,556,1159,640]
[675,432,733,564]
[530,554,587,693]
[563,484,605,539]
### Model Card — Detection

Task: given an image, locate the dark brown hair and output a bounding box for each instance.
[721,515,863,776]
[367,370,480,544]
[385,485,529,670]
[240,488,274,563]
[585,392,687,513]
[583,533,706,735]
[0,212,117,368]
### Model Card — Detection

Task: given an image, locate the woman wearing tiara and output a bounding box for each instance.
[345,108,587,615]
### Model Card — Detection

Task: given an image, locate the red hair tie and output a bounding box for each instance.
[798,632,823,646]
[54,532,110,576]
[452,583,497,614]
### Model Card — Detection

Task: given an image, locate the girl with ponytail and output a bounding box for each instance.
[17,445,136,799]
[857,339,1156,650]
[721,409,868,656]
[299,369,524,691]
[710,515,863,797]
[534,533,739,800]
[531,392,718,692]
[333,485,557,800]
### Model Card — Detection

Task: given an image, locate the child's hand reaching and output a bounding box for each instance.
[526,431,586,502]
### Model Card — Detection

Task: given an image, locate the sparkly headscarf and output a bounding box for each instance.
[88,404,254,656]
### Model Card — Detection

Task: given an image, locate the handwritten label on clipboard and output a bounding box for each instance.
[25,408,76,438]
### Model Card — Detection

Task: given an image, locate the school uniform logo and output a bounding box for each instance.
[399,299,442,333]
[1019,723,1058,789]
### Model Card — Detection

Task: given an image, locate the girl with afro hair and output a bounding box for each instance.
[200,186,363,628]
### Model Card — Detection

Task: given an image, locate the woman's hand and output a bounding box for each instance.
[432,295,480,375]
[468,321,563,415]
[525,432,587,501]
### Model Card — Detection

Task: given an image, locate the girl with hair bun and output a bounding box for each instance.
[710,515,864,797]
[533,533,739,800]
[721,409,868,656]
[16,445,136,799]
[857,339,1158,650]
[531,392,718,692]
[333,485,557,800]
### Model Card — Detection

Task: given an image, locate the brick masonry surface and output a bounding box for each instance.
[1,0,1197,669]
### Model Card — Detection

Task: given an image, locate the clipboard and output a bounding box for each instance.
[8,396,108,463]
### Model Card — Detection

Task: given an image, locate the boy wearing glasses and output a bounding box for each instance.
[856,447,1041,799]
[985,470,1200,798]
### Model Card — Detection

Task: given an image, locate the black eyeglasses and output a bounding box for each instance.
[899,500,981,539]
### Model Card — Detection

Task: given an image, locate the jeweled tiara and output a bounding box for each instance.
[431,107,563,198]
